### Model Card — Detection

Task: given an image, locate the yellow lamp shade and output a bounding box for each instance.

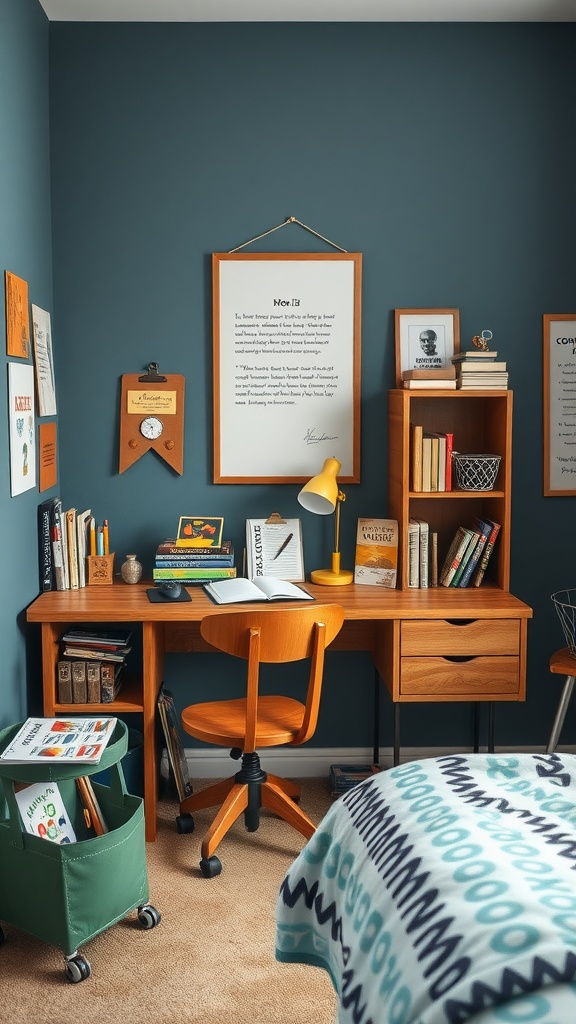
[297,457,340,515]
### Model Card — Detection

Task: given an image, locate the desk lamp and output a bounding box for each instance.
[297,457,354,586]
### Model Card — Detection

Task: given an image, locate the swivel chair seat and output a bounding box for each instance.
[177,603,345,877]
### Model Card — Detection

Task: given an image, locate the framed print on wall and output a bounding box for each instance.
[394,308,460,386]
[213,251,362,483]
[543,313,576,495]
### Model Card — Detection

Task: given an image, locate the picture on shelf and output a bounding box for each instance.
[175,516,224,548]
[394,309,460,387]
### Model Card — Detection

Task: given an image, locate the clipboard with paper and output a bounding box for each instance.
[245,515,305,582]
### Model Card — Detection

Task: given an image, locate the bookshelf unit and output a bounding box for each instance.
[388,388,513,591]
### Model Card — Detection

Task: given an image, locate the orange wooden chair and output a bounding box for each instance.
[177,603,345,877]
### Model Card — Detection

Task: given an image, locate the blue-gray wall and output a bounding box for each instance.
[2,11,576,751]
[0,0,52,725]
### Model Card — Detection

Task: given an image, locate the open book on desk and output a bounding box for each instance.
[203,576,314,605]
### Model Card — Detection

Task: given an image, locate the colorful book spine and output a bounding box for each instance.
[458,518,492,587]
[440,527,474,586]
[450,529,481,587]
[156,540,232,557]
[152,567,237,580]
[154,557,234,568]
[472,520,501,587]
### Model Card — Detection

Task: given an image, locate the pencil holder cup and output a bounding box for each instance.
[86,553,115,586]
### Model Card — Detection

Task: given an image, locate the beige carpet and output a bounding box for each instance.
[2,777,338,1024]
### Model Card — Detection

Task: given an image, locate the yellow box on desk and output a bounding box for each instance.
[86,553,115,586]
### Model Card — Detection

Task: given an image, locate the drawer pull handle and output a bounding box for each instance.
[444,655,475,663]
[445,619,476,627]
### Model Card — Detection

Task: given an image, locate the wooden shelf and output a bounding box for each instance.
[388,388,513,592]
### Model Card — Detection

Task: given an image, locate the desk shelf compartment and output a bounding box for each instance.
[388,389,513,592]
[0,720,159,981]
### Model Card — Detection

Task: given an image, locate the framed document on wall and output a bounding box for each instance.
[212,252,362,484]
[543,313,576,495]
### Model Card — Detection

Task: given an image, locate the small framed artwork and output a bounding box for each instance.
[543,313,576,496]
[394,309,460,386]
[175,516,224,548]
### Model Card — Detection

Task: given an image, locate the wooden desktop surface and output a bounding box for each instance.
[26,581,533,840]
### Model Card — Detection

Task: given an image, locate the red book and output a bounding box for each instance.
[444,432,454,491]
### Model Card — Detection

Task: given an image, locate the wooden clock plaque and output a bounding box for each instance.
[119,364,185,474]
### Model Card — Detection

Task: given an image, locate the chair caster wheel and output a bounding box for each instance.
[64,954,91,983]
[137,904,161,929]
[176,813,195,834]
[200,855,222,878]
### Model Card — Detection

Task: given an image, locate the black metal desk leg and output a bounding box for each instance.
[373,669,380,766]
[394,704,400,767]
[473,703,480,752]
[488,702,495,752]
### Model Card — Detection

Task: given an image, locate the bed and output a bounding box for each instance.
[276,753,576,1023]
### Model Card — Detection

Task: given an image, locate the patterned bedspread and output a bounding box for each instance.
[276,753,576,1023]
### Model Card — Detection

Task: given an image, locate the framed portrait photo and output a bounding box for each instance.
[394,308,460,386]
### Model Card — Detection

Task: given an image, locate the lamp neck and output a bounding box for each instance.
[333,490,346,553]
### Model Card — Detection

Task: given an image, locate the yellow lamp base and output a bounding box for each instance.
[310,567,354,586]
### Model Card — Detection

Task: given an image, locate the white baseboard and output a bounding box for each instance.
[162,743,573,779]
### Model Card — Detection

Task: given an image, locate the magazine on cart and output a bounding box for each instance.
[0,716,117,764]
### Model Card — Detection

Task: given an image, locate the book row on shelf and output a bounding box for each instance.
[411,425,454,492]
[56,629,132,704]
[38,496,111,592]
[408,515,501,590]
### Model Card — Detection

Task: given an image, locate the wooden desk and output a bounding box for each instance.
[26,581,532,841]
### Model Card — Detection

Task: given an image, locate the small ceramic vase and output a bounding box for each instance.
[121,553,143,584]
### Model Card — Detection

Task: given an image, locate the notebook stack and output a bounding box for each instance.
[152,538,236,583]
[451,350,508,389]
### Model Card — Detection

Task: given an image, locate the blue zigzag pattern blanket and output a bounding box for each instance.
[276,753,576,1023]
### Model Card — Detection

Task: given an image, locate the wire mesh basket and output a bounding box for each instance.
[452,453,502,491]
[552,589,576,655]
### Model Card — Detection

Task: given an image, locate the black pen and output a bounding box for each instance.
[272,533,293,560]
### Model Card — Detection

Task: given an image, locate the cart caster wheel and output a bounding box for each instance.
[65,954,91,983]
[176,813,195,834]
[137,904,161,929]
[200,855,222,878]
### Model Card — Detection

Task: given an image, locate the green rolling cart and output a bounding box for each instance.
[0,719,160,982]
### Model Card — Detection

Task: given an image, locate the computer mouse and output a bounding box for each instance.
[157,581,183,600]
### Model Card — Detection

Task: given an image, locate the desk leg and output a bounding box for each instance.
[393,705,400,767]
[373,670,380,766]
[488,702,495,753]
[473,703,480,752]
[142,622,165,842]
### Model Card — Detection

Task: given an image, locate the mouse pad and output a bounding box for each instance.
[146,587,192,603]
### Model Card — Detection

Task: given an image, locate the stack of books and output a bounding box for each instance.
[57,628,132,703]
[329,764,376,796]
[152,538,236,584]
[401,367,457,390]
[452,350,508,389]
[439,517,501,588]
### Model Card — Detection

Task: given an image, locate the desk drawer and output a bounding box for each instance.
[400,656,520,697]
[401,619,519,657]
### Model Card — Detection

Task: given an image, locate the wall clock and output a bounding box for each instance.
[119,363,185,474]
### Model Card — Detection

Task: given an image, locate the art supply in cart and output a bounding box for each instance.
[76,776,108,834]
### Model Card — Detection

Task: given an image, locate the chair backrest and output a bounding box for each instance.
[200,604,345,748]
